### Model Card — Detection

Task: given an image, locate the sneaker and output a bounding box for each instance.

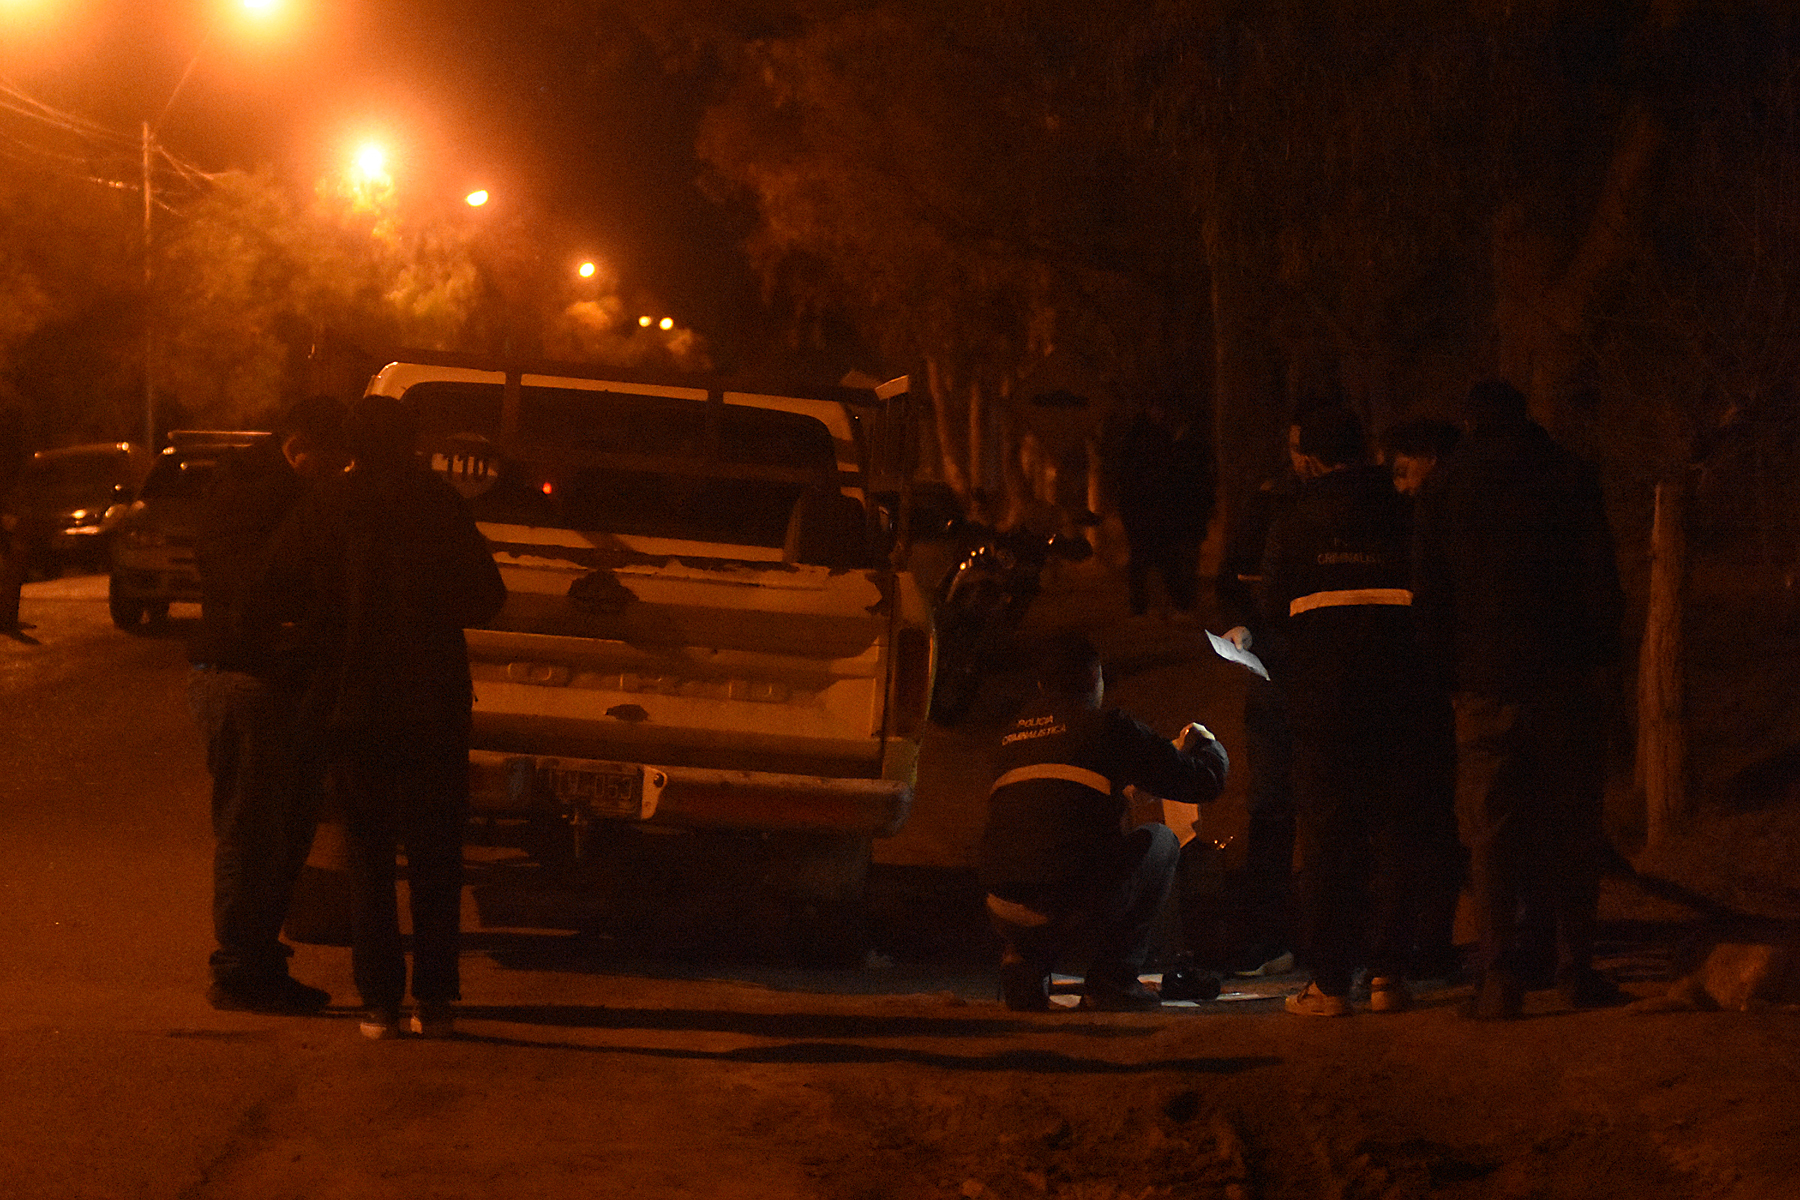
[1367,976,1413,1014]
[1556,965,1626,1009]
[1459,969,1523,1020]
[359,1006,403,1040]
[409,1002,457,1038]
[1158,963,1221,1002]
[1080,977,1164,1012]
[1284,981,1351,1016]
[207,975,331,1014]
[1231,946,1296,978]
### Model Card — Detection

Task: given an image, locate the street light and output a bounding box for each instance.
[140,0,280,450]
[355,142,387,182]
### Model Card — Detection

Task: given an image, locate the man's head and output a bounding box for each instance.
[344,395,420,474]
[1290,403,1366,479]
[1036,630,1103,706]
[1381,418,1462,496]
[276,395,349,481]
[1465,379,1529,430]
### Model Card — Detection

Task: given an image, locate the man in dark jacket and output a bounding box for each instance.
[267,395,507,1039]
[1110,396,1214,620]
[189,396,347,1013]
[1214,420,1306,979]
[1412,380,1627,1018]
[1262,403,1443,1016]
[979,631,1229,1011]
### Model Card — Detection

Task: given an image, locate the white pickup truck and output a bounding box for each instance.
[364,358,935,958]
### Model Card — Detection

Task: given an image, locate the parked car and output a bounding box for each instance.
[108,430,271,633]
[11,442,151,578]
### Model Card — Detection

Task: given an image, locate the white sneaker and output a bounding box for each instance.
[359,1007,403,1040]
[1367,976,1413,1013]
[1284,981,1351,1017]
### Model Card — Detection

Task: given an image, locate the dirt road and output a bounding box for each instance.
[4,573,1798,1200]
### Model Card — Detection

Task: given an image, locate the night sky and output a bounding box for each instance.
[1,0,759,346]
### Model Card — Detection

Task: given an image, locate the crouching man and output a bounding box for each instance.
[979,632,1229,1011]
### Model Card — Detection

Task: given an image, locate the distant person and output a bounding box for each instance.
[1380,418,1461,498]
[1379,416,1466,982]
[1413,380,1627,1019]
[980,631,1229,1011]
[1262,403,1441,1016]
[1213,416,1311,980]
[1109,397,1214,621]
[188,396,348,1013]
[266,395,507,1040]
[0,401,23,633]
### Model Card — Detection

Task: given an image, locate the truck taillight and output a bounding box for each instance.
[891,625,933,739]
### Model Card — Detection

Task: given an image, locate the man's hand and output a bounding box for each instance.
[1223,625,1252,651]
[1174,722,1217,752]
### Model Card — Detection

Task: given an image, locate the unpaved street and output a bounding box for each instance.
[3,575,1797,1200]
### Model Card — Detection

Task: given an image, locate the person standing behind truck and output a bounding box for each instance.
[267,395,506,1040]
[189,396,348,1013]
[980,631,1229,1011]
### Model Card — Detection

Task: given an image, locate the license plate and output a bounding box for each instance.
[542,764,642,817]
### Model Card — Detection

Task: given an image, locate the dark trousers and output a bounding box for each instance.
[0,530,22,629]
[1453,691,1607,982]
[1238,675,1296,949]
[1291,726,1430,997]
[1412,695,1464,970]
[333,710,471,1008]
[1122,529,1201,614]
[188,669,321,986]
[990,822,1181,986]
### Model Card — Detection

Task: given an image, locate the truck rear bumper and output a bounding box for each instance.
[468,749,912,838]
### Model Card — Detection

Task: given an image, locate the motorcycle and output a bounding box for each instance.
[928,521,1093,725]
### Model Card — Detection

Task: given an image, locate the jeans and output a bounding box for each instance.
[989,822,1181,986]
[188,668,321,986]
[332,705,472,1008]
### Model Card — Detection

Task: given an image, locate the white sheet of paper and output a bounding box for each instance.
[1207,630,1270,680]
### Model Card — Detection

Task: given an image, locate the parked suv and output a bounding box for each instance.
[11,442,150,578]
[108,430,271,633]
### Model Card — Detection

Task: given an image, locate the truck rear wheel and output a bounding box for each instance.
[761,832,873,967]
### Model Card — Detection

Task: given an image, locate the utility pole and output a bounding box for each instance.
[142,121,155,452]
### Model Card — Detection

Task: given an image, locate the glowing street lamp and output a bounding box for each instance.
[577,261,596,279]
[465,189,489,207]
[355,142,387,182]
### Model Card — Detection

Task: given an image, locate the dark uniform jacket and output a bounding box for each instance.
[1218,473,1299,674]
[1411,419,1624,699]
[978,701,1228,894]
[1262,464,1431,736]
[189,439,311,686]
[266,460,507,739]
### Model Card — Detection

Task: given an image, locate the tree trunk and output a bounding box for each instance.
[1639,473,1689,844]
[925,356,970,501]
